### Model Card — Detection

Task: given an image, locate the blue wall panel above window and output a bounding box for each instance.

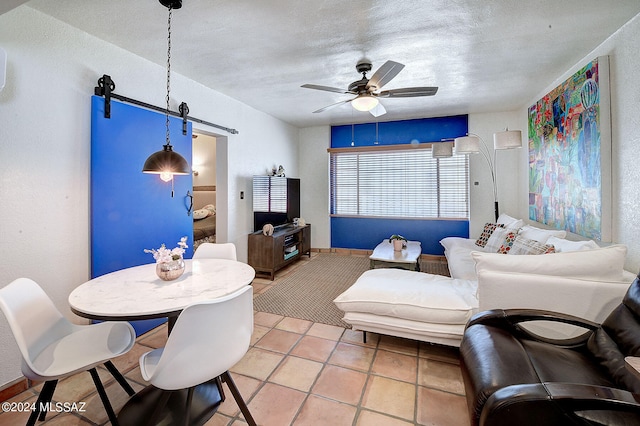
[331,115,468,148]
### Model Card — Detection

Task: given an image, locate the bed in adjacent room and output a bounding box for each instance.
[192,186,216,249]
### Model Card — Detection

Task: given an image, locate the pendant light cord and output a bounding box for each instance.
[165,6,172,147]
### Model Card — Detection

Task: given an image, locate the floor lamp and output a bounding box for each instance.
[454,130,522,221]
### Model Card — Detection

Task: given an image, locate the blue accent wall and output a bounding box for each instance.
[91,96,193,335]
[330,115,469,254]
[331,217,469,255]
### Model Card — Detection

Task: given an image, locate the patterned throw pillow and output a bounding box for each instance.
[499,232,556,255]
[475,223,504,248]
[484,227,511,253]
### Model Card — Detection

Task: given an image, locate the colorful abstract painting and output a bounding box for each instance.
[528,57,610,240]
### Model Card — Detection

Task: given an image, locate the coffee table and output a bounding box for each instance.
[369,240,422,271]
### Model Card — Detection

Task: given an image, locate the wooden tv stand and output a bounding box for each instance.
[248,224,311,280]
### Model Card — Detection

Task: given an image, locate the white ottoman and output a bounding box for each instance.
[333,268,479,347]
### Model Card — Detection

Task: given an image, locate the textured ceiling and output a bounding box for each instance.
[25,0,640,128]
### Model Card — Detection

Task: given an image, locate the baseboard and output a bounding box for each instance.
[0,377,30,402]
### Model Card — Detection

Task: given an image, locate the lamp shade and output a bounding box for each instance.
[351,95,379,112]
[432,142,453,158]
[142,144,190,177]
[454,136,480,154]
[494,130,522,149]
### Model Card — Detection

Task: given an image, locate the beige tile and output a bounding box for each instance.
[290,335,337,363]
[311,365,367,405]
[328,342,376,372]
[204,413,233,426]
[361,376,416,421]
[255,329,302,354]
[76,376,145,425]
[293,394,357,426]
[253,311,284,328]
[251,282,271,295]
[341,328,379,347]
[275,317,313,334]
[136,325,168,349]
[247,383,306,426]
[419,342,461,365]
[371,349,418,383]
[417,386,469,425]
[250,324,271,346]
[230,348,284,381]
[110,343,155,375]
[217,373,262,417]
[418,358,465,395]
[378,335,419,357]
[48,367,116,403]
[269,356,323,392]
[356,410,414,426]
[306,323,345,341]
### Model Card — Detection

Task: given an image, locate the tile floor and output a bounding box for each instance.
[0,255,470,426]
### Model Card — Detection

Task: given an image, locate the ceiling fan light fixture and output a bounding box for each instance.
[351,95,379,112]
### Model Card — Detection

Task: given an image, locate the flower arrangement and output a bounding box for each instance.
[388,234,407,243]
[144,236,188,263]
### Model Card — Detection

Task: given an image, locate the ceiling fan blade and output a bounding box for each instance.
[312,98,355,113]
[366,60,405,90]
[369,102,386,118]
[378,87,438,98]
[301,84,351,94]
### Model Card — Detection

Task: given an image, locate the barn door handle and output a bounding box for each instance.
[186,191,193,216]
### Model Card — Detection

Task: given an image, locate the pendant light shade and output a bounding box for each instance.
[142,144,190,180]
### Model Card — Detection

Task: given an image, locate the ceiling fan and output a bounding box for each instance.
[301,59,438,117]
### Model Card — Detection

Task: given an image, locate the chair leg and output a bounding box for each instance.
[183,387,194,426]
[215,376,226,402]
[89,368,119,426]
[27,380,57,426]
[104,360,136,396]
[221,371,256,426]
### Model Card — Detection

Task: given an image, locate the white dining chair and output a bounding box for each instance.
[131,285,255,426]
[192,242,237,260]
[0,277,136,426]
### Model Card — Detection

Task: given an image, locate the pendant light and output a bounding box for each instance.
[142,0,189,183]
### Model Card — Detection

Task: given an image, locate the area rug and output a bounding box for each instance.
[253,253,450,327]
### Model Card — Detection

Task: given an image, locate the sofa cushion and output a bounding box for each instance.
[546,236,599,252]
[496,213,525,229]
[334,269,478,325]
[472,244,628,281]
[518,225,566,243]
[441,237,480,280]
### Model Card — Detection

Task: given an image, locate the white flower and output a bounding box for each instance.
[144,237,189,263]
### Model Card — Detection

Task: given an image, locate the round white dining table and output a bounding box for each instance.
[69,258,255,326]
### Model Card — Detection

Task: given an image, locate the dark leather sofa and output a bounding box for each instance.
[460,274,640,425]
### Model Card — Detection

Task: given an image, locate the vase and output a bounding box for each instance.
[393,240,404,251]
[156,258,185,281]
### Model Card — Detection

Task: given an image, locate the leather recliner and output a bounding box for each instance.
[460,274,640,425]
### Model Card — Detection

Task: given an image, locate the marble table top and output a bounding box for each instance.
[369,240,422,263]
[69,259,255,320]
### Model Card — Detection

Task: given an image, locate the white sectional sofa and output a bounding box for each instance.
[334,216,636,347]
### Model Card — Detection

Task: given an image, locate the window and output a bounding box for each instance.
[329,145,469,219]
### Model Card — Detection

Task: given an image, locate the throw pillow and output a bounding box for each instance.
[193,208,209,220]
[484,226,511,253]
[546,236,599,252]
[496,213,525,229]
[519,225,566,243]
[498,232,556,255]
[475,223,504,248]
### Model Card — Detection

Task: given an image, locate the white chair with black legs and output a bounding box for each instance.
[118,285,256,426]
[0,278,136,426]
[192,242,237,261]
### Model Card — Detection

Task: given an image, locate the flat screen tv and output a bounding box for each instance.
[253,176,300,232]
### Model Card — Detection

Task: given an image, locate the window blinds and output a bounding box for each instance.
[330,146,469,219]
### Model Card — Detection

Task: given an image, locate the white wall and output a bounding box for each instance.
[0,6,298,387]
[298,126,331,248]
[192,134,216,187]
[518,13,640,271]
